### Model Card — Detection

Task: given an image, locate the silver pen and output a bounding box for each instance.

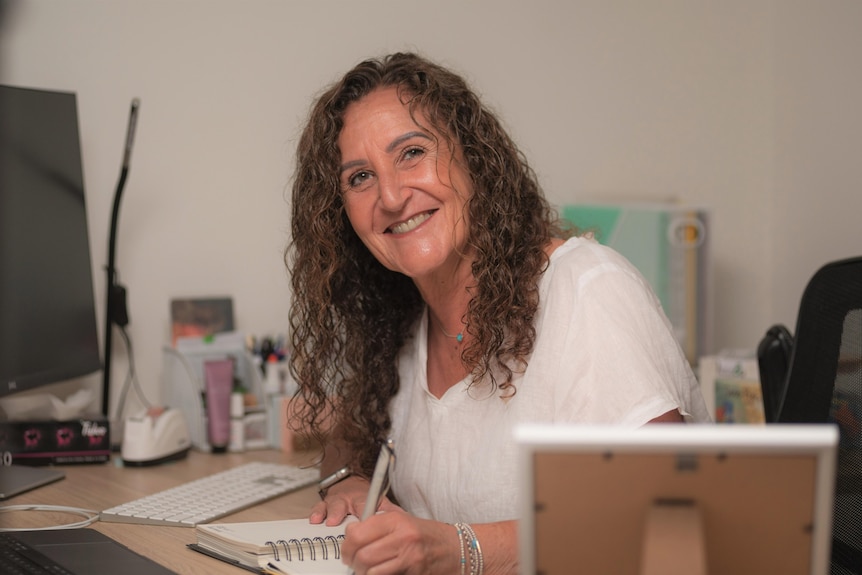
[348,439,395,575]
[359,439,395,520]
[318,465,352,499]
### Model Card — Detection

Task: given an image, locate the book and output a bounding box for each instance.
[698,350,765,424]
[191,517,356,574]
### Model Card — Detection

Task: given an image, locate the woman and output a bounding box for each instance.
[287,52,710,575]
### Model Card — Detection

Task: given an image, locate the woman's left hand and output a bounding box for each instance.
[341,510,460,575]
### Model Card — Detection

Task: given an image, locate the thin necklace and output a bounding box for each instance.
[433,314,465,343]
[440,324,464,343]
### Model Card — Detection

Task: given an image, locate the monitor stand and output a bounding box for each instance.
[641,499,708,575]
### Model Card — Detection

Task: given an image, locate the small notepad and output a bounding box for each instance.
[193,517,357,574]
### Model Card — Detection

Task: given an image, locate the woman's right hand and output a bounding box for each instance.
[309,475,401,526]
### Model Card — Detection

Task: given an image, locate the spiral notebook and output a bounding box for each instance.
[190,517,356,574]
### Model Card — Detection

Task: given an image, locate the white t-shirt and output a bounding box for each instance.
[388,237,711,524]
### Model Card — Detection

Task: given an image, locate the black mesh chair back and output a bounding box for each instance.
[765,256,862,574]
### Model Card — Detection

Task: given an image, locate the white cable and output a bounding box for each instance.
[161,345,208,441]
[114,370,134,424]
[162,345,203,393]
[0,504,100,531]
[118,325,153,410]
[111,324,153,428]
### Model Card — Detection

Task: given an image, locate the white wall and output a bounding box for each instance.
[1,1,859,419]
[772,2,862,322]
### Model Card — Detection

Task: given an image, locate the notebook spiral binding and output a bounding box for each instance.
[266,534,345,561]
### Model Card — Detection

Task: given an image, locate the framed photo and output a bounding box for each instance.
[170,297,234,346]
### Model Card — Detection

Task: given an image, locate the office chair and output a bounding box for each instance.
[757,256,862,575]
[757,324,794,422]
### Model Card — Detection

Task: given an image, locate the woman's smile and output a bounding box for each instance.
[387,209,437,234]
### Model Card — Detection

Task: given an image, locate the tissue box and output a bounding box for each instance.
[0,416,111,465]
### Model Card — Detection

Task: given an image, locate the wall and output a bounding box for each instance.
[772,1,862,322]
[0,1,859,419]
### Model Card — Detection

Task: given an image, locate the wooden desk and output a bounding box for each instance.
[2,449,322,574]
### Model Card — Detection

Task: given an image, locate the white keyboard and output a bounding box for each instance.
[100,462,319,527]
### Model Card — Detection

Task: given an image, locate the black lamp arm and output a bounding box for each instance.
[101,98,139,417]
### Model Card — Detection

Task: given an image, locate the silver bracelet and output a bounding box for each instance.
[454,523,467,575]
[464,523,484,575]
[454,522,484,575]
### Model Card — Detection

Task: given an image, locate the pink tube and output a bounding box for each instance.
[204,358,234,452]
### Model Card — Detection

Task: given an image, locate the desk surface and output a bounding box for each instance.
[2,449,322,574]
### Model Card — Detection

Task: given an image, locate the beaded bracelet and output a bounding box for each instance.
[463,523,484,575]
[454,523,467,575]
[454,522,484,575]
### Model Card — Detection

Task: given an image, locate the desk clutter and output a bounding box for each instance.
[1,449,324,574]
[161,331,297,455]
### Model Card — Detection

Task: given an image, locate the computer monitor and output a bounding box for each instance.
[0,85,102,401]
[516,424,838,575]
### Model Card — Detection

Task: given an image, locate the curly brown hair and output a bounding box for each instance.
[286,52,568,475]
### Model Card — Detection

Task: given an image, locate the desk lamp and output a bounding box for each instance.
[102,98,140,417]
